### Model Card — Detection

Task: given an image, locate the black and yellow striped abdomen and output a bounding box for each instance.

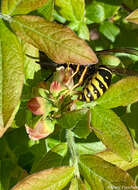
[79,65,112,102]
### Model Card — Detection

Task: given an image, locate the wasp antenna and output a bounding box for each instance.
[25,54,39,60]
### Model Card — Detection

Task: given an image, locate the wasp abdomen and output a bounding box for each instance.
[79,65,112,102]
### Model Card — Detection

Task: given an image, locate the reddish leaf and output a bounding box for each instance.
[11,166,74,190]
[10,15,98,65]
[0,19,24,137]
[2,0,49,15]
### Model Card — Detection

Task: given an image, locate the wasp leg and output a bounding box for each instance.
[66,62,70,72]
[70,64,80,79]
[44,73,53,82]
[71,66,88,91]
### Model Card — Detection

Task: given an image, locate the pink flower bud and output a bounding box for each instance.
[25,120,54,140]
[54,66,66,83]
[54,67,74,89]
[27,97,45,115]
[50,81,62,93]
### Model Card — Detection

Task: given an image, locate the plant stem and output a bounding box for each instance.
[66,129,80,178]
[0,13,11,22]
[96,48,138,56]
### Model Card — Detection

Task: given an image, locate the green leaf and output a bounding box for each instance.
[99,55,121,67]
[24,43,40,81]
[113,24,138,48]
[11,166,74,190]
[86,2,105,23]
[2,0,49,15]
[72,110,91,138]
[86,0,120,23]
[37,0,54,21]
[0,37,3,130]
[0,19,24,137]
[29,140,47,166]
[69,178,78,190]
[123,0,138,10]
[4,126,53,175]
[121,102,138,143]
[84,180,91,190]
[58,109,91,138]
[55,0,75,21]
[97,149,138,171]
[31,143,67,173]
[79,155,135,190]
[126,9,138,24]
[71,0,85,21]
[0,128,29,159]
[98,0,120,18]
[69,178,86,190]
[78,23,90,41]
[0,159,27,190]
[128,167,138,186]
[99,21,120,42]
[1,0,16,14]
[10,15,98,65]
[97,76,138,109]
[55,0,85,22]
[58,109,88,129]
[2,127,46,170]
[55,0,89,40]
[47,138,61,149]
[113,53,138,69]
[0,159,14,190]
[75,142,106,155]
[91,106,133,161]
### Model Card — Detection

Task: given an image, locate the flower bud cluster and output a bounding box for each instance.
[26,66,74,140]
